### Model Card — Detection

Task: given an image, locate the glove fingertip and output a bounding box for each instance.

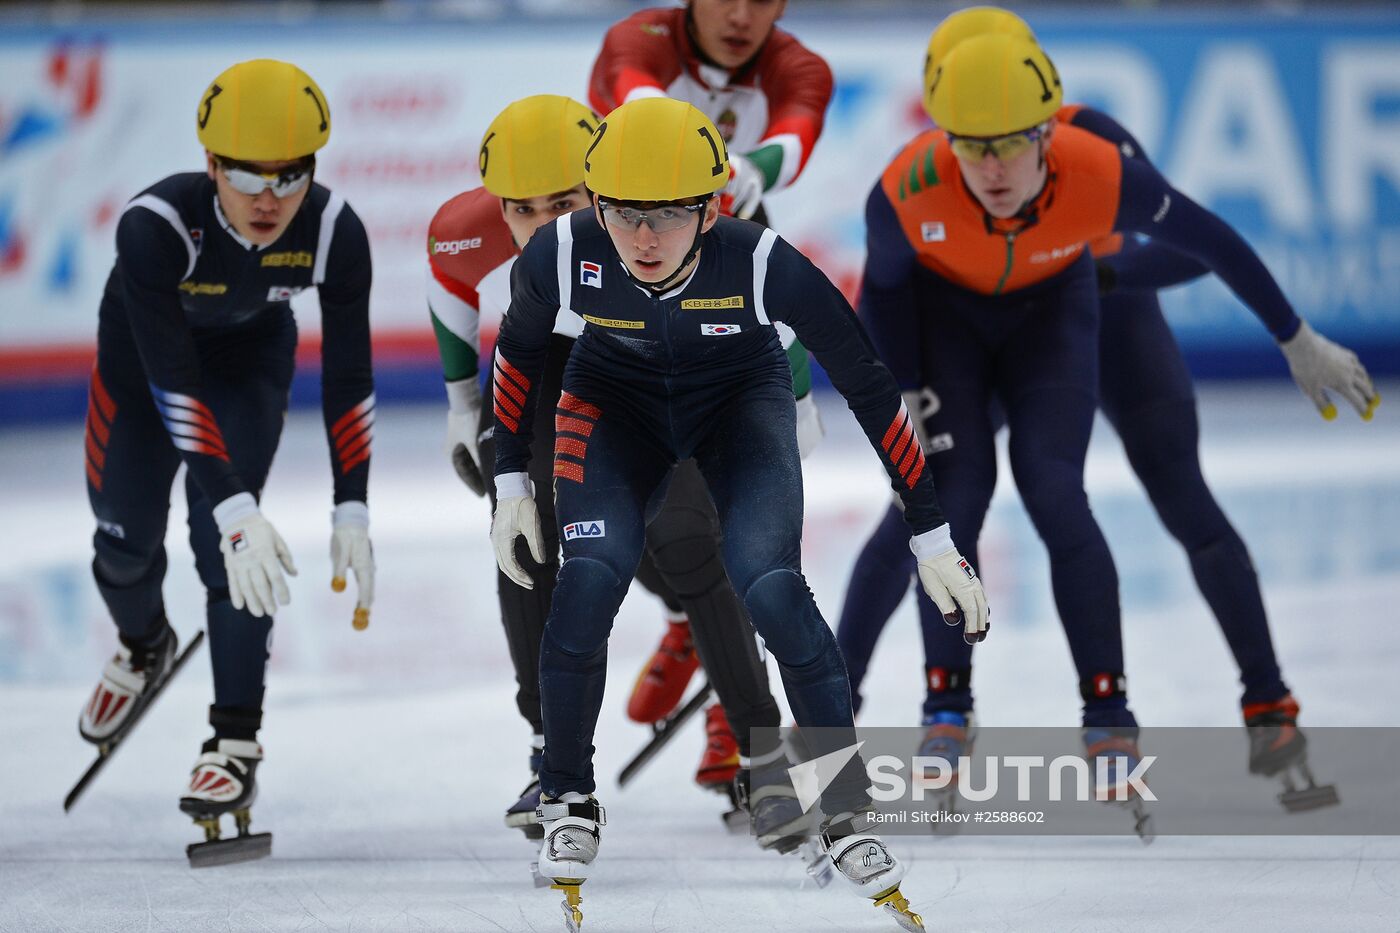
[1322,403,1338,421]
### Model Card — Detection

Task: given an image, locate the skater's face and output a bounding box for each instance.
[207,152,312,246]
[689,0,786,69]
[952,121,1053,220]
[500,185,591,251]
[596,194,720,285]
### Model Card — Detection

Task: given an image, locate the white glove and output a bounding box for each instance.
[213,492,297,619]
[723,152,766,220]
[330,501,375,630]
[491,472,546,590]
[444,378,486,496]
[1279,320,1380,421]
[795,393,825,460]
[911,524,989,645]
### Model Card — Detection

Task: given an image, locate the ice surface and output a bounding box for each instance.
[3,385,1399,931]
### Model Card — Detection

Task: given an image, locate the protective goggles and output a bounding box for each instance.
[947,123,1049,163]
[598,200,706,234]
[218,158,313,198]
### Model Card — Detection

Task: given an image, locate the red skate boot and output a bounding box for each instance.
[695,703,740,790]
[626,616,700,724]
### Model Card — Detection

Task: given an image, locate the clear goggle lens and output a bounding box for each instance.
[947,125,1046,163]
[220,161,312,198]
[599,201,705,234]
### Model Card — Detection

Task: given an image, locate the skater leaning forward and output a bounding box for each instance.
[489,96,988,930]
[76,59,376,859]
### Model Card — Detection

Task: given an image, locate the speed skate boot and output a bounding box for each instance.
[734,749,814,855]
[535,792,605,931]
[179,738,271,867]
[505,736,545,839]
[1243,695,1339,812]
[696,704,740,790]
[625,615,699,724]
[1083,728,1155,844]
[78,622,177,748]
[914,710,975,834]
[821,811,924,931]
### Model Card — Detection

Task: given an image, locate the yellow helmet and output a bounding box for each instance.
[583,97,729,203]
[479,95,599,200]
[924,6,1036,113]
[928,34,1062,138]
[196,59,331,161]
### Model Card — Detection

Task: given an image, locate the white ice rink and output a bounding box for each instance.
[3,384,1399,932]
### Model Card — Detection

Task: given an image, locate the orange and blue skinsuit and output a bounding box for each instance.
[847,120,1300,727]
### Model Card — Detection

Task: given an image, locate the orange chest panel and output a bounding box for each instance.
[880,127,1123,295]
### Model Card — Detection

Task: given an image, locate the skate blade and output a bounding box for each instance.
[1280,782,1340,813]
[186,831,271,868]
[873,885,925,932]
[551,880,583,931]
[1131,802,1156,846]
[797,840,833,889]
[721,807,749,835]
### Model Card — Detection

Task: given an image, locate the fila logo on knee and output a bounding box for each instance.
[563,520,606,541]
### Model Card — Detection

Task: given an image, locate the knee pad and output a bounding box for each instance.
[93,533,165,589]
[548,557,628,656]
[741,568,827,667]
[646,504,726,599]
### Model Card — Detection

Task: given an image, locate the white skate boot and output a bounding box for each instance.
[179,738,271,867]
[78,624,177,746]
[822,812,924,931]
[536,792,605,931]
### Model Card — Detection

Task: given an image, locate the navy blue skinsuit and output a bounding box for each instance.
[86,172,373,739]
[493,210,947,804]
[836,107,1295,722]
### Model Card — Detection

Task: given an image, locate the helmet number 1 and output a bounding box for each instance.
[696,126,725,178]
[1022,58,1056,104]
[584,121,608,173]
[199,85,222,129]
[303,86,328,132]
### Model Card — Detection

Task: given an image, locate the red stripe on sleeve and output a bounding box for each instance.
[494,403,520,433]
[495,355,531,393]
[559,392,602,420]
[555,414,595,438]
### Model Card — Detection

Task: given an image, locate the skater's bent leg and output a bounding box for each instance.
[86,355,182,644]
[539,390,670,798]
[1004,275,1133,728]
[697,385,866,811]
[647,460,780,757]
[187,320,294,734]
[1099,294,1285,704]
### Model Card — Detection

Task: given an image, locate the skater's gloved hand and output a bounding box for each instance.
[911,524,989,645]
[330,501,375,630]
[444,378,486,496]
[213,493,297,619]
[795,392,825,459]
[491,473,546,590]
[722,152,765,221]
[1279,321,1380,421]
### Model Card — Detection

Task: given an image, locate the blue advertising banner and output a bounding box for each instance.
[0,9,1396,423]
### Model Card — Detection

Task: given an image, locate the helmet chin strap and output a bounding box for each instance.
[599,196,712,295]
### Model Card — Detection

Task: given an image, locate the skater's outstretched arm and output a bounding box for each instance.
[764,233,990,642]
